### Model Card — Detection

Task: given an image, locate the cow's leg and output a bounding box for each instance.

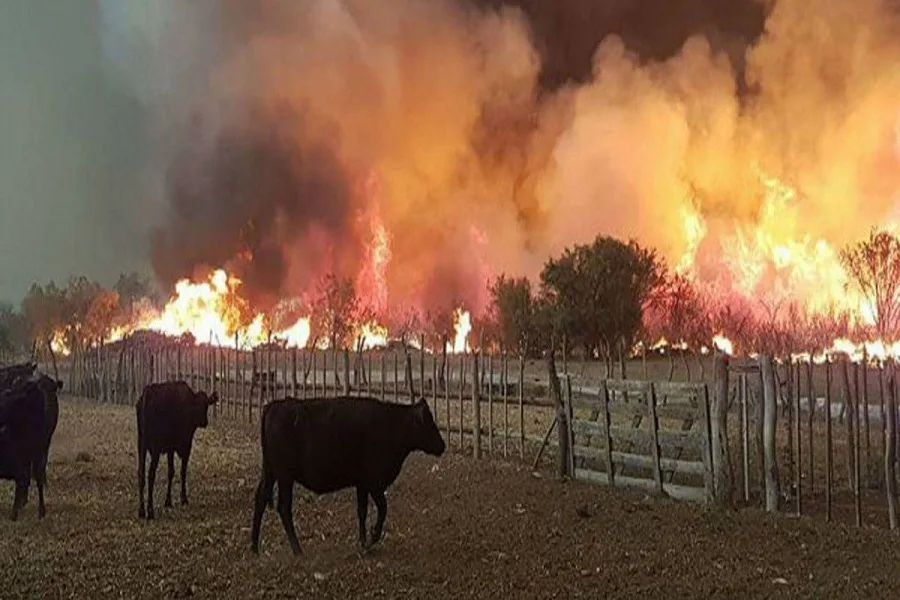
[250,472,275,554]
[146,451,161,520]
[164,451,175,508]
[35,456,48,519]
[10,477,27,521]
[369,489,388,547]
[355,486,369,549]
[275,478,301,556]
[179,449,191,506]
[138,448,146,518]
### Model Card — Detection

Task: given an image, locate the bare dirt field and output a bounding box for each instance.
[2,399,900,599]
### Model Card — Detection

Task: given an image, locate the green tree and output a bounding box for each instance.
[488,274,538,356]
[539,235,665,365]
[840,228,900,340]
[0,302,27,356]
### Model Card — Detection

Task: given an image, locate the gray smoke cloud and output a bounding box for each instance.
[0,1,151,303]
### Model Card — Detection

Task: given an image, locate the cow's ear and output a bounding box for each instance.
[208,392,219,405]
[56,380,63,391]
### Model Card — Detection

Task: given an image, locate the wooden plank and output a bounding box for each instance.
[648,385,664,494]
[605,402,699,423]
[573,469,707,503]
[653,381,705,401]
[604,379,652,395]
[570,420,705,453]
[569,393,605,411]
[571,446,707,476]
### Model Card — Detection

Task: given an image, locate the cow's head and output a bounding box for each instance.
[409,398,445,457]
[191,391,219,428]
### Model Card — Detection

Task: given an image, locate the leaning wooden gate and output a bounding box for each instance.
[564,379,714,503]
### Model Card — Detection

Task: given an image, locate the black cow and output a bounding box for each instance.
[136,381,218,520]
[21,374,61,511]
[0,379,49,520]
[0,362,36,391]
[250,396,446,555]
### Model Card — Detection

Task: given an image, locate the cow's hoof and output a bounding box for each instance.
[164,499,172,508]
[38,508,46,519]
[146,511,155,521]
[181,498,188,506]
[138,507,145,519]
[250,544,259,555]
[368,529,384,546]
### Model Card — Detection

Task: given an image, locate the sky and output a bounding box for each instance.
[0,2,150,304]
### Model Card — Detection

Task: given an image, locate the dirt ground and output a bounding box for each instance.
[2,400,900,599]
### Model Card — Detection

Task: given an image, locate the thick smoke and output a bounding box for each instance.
[107,0,900,318]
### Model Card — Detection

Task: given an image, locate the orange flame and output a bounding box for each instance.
[447,309,472,353]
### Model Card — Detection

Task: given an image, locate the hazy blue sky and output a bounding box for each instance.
[0,2,151,304]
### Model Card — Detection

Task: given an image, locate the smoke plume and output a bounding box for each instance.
[104,0,900,319]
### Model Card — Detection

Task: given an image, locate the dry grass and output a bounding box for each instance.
[3,399,900,598]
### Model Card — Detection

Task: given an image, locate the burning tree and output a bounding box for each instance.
[840,228,900,340]
[21,281,67,365]
[309,274,366,350]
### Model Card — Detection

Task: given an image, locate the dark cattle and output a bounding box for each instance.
[25,375,61,509]
[0,380,49,520]
[251,396,446,556]
[0,362,37,391]
[136,381,218,520]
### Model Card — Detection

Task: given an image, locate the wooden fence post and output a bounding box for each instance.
[806,359,815,496]
[825,359,833,522]
[794,360,802,516]
[547,350,569,478]
[419,334,426,398]
[518,354,525,459]
[885,363,897,530]
[649,382,664,495]
[711,354,732,506]
[473,347,481,460]
[841,359,855,493]
[761,354,780,513]
[292,347,298,397]
[853,361,862,527]
[343,348,351,396]
[459,352,465,448]
[488,352,494,454]
[564,375,575,477]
